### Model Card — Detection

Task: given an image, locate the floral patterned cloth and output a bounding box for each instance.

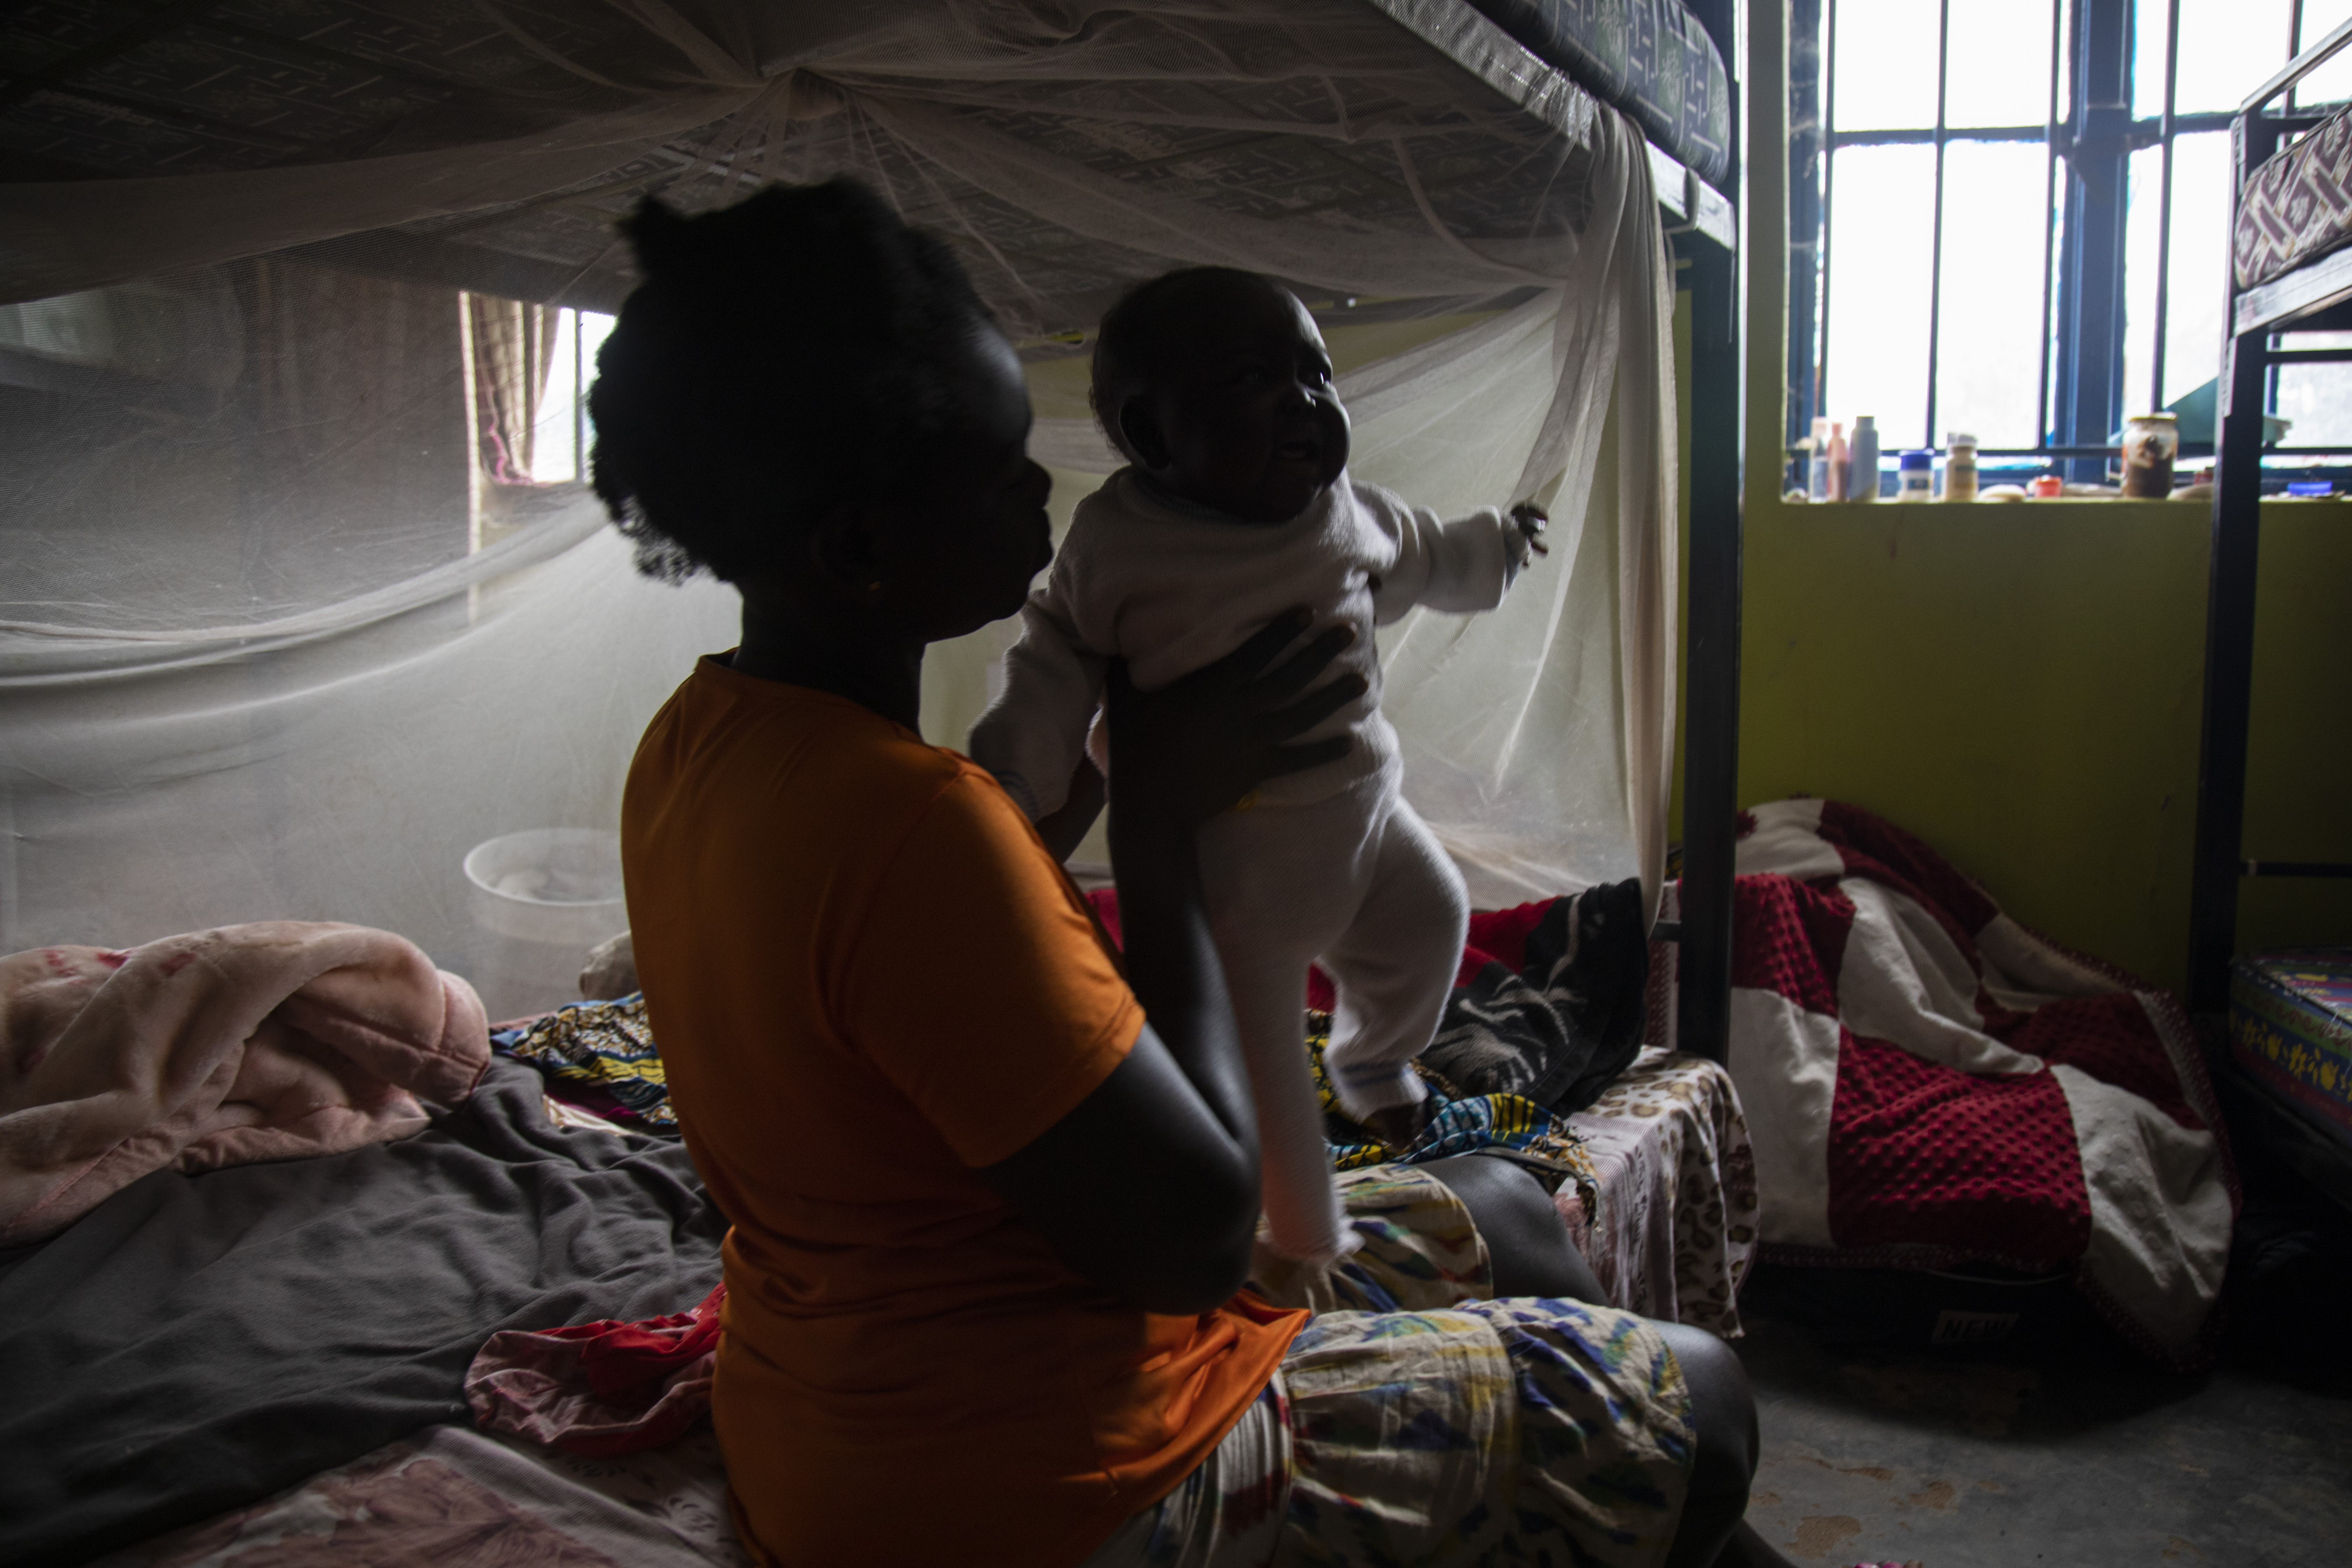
[89,1423,748,1568]
[1564,1046,1758,1336]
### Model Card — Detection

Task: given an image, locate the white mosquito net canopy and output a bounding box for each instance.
[0,0,1676,1012]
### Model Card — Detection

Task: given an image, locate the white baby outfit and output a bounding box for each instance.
[969,467,1530,1262]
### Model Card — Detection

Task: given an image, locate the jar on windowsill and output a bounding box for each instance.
[2120,413,2179,498]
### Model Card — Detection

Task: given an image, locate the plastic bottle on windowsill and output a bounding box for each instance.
[1808,416,1833,500]
[1847,415,1880,502]
[1826,421,1849,501]
[1896,450,1934,502]
[1940,433,1978,502]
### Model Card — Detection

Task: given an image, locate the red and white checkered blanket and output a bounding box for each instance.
[1690,799,2235,1364]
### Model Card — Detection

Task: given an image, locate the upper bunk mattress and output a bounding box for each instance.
[1467,0,1731,182]
[2236,104,2352,289]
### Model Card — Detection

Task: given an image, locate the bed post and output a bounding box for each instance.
[2187,108,2282,1023]
[1676,0,1745,1064]
[2188,337,2267,1021]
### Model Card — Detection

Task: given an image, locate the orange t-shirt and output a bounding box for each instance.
[621,656,1302,1568]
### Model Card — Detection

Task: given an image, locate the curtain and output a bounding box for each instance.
[465,296,560,486]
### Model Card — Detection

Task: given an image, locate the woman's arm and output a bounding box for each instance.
[981,613,1360,1314]
[1032,754,1104,863]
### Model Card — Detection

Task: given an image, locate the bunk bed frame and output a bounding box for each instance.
[0,8,1755,1559]
[1388,0,1746,1064]
[2190,18,2352,1022]
[0,0,1749,1062]
[1669,0,1745,1068]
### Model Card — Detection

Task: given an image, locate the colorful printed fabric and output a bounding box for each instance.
[491,996,674,1132]
[1308,1012,1603,1234]
[2230,948,2352,1144]
[1085,1166,1695,1568]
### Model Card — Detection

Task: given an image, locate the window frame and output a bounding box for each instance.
[1787,0,2349,487]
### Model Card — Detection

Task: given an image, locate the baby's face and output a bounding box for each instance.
[1123,283,1351,523]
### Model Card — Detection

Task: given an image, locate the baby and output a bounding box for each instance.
[969,267,1544,1263]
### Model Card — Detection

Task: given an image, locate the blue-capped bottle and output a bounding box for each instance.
[1896,449,1934,502]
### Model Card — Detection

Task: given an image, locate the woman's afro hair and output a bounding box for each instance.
[589,178,994,583]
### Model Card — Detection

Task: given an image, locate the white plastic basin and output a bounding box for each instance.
[462,828,626,1020]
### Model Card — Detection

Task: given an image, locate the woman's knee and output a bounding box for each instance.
[1654,1322,1758,1501]
[1420,1153,1604,1302]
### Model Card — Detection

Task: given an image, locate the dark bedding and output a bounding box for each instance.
[0,1060,724,1568]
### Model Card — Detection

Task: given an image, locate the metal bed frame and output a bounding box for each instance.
[1358,0,1747,1063]
[2188,16,2352,1021]
[1666,0,1744,1065]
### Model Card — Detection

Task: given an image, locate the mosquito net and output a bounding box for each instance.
[0,0,1676,1016]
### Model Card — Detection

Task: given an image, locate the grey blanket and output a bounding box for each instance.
[0,1060,724,1567]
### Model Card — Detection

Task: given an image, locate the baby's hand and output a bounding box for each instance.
[1509,500,1550,557]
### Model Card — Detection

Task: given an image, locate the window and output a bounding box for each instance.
[1789,0,2352,487]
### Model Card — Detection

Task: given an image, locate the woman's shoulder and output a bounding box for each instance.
[643,667,998,836]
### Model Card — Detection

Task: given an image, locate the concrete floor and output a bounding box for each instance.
[1734,1307,2352,1567]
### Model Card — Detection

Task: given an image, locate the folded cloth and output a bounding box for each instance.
[1306,1011,1602,1226]
[0,921,490,1244]
[491,995,675,1132]
[467,1283,723,1457]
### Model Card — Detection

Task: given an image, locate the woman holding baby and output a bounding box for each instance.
[600,180,1796,1568]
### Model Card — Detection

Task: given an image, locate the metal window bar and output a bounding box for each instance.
[2148,0,2180,416]
[1798,4,2320,472]
[1817,0,1839,430]
[2039,0,2066,449]
[1810,2,2082,465]
[1923,0,1952,451]
[1787,0,1826,467]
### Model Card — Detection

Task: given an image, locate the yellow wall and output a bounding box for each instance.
[1729,1,2351,988]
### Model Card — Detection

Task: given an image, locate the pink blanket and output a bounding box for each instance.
[1699,800,2235,1365]
[0,921,490,1244]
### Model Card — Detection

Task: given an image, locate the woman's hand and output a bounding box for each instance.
[1103,608,1364,828]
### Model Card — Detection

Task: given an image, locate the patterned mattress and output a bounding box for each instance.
[1468,0,1732,182]
[2236,104,2352,288]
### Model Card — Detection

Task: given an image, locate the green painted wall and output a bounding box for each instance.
[1720,1,2351,989]
[1733,497,2348,987]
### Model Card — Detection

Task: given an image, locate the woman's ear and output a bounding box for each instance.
[1115,395,1171,472]
[807,503,888,605]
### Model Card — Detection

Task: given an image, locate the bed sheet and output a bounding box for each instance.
[89,1425,745,1568]
[0,1060,723,1568]
[1560,1045,1757,1336]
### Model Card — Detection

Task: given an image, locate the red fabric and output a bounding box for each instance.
[1729,874,1851,1020]
[467,1284,726,1457]
[1813,800,1998,957]
[2008,994,2202,1129]
[556,1284,725,1399]
[1822,1032,2092,1261]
